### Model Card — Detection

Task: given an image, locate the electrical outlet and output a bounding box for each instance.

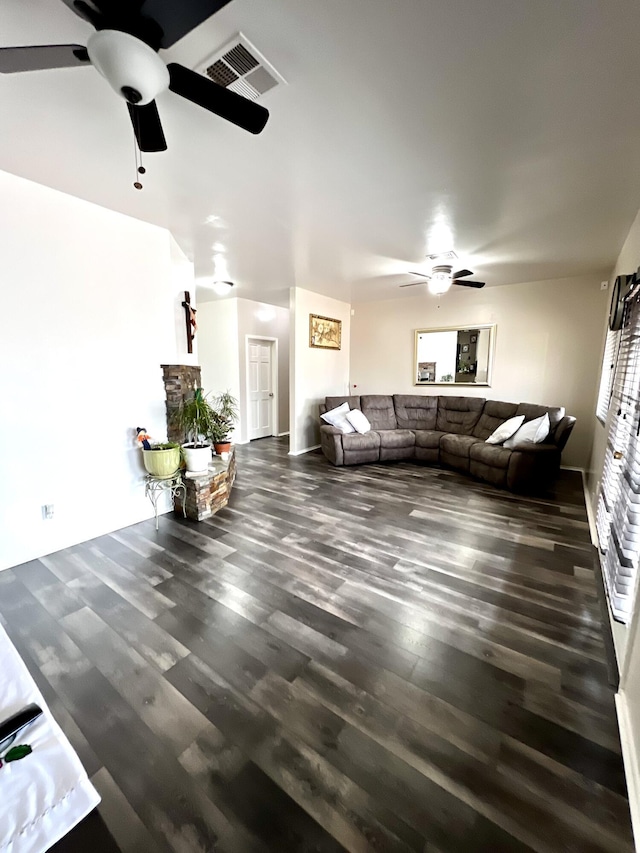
[42,504,54,520]
[601,281,609,290]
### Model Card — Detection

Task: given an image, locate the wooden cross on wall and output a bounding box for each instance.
[181,291,197,354]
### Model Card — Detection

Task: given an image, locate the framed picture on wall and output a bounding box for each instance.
[309,314,342,349]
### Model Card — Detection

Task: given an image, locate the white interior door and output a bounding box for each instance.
[248,340,274,440]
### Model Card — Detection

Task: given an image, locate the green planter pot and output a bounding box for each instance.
[141,447,181,478]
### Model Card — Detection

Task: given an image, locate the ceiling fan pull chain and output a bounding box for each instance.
[132,111,143,190]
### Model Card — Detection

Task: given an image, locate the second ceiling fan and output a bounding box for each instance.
[401,264,486,295]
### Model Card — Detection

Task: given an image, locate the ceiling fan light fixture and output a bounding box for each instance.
[87,30,170,105]
[428,270,452,295]
[212,280,234,296]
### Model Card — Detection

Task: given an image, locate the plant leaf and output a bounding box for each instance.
[5,744,32,762]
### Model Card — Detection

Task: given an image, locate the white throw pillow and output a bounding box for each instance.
[504,413,550,449]
[485,414,525,445]
[346,409,371,434]
[321,402,355,434]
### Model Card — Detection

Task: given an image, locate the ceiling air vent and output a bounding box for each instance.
[428,251,458,261]
[197,34,285,102]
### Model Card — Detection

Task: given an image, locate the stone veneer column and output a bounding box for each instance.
[161,364,202,443]
[174,450,237,521]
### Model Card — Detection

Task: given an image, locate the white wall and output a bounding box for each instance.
[197,299,241,436]
[237,299,290,443]
[197,297,290,444]
[350,275,608,469]
[0,170,195,571]
[170,235,198,368]
[290,288,351,455]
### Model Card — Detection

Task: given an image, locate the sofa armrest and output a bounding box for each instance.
[507,443,561,492]
[553,415,576,452]
[320,424,344,465]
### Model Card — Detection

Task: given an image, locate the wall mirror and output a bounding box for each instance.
[414,324,496,386]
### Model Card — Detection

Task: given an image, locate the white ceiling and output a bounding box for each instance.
[2,0,640,307]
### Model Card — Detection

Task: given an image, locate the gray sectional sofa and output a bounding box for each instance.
[319,394,576,492]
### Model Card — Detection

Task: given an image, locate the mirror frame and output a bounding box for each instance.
[413,324,496,387]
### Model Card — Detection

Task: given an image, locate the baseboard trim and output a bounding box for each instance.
[288,444,321,456]
[615,691,640,851]
[590,545,620,688]
[581,470,599,548]
[276,432,290,437]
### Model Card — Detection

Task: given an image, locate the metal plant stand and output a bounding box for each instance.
[144,472,186,530]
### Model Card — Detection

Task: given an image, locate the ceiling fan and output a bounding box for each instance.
[401,264,486,295]
[0,0,269,153]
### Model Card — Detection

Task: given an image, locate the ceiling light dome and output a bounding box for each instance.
[87,30,169,105]
[212,280,234,296]
[428,266,453,295]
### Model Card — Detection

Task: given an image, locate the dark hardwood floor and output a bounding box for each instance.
[1,438,634,852]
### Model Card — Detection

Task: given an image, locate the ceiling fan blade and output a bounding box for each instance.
[127,101,167,152]
[452,269,473,279]
[407,271,430,278]
[400,281,425,288]
[0,44,89,73]
[452,279,485,288]
[140,0,232,48]
[167,63,269,134]
[56,0,108,28]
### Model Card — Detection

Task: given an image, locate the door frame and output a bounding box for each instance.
[245,335,278,440]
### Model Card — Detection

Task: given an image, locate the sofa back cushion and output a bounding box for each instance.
[515,402,565,441]
[325,396,361,414]
[436,396,485,435]
[472,400,519,440]
[360,395,397,431]
[393,395,438,430]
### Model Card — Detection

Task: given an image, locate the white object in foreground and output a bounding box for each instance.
[0,622,100,853]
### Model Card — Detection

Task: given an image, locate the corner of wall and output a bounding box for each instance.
[289,287,351,455]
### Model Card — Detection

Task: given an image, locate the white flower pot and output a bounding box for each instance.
[182,443,212,473]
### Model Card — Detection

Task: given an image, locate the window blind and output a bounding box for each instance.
[597,287,640,623]
[596,328,621,423]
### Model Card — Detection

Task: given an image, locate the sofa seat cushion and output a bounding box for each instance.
[361,395,397,431]
[472,400,519,440]
[342,431,381,452]
[470,442,512,470]
[437,396,485,434]
[441,434,482,458]
[393,395,437,430]
[413,430,446,449]
[377,429,415,449]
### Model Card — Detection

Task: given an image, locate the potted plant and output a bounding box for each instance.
[171,388,215,473]
[137,428,181,478]
[209,390,239,455]
[141,441,181,478]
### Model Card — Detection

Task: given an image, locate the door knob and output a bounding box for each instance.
[268,392,274,397]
